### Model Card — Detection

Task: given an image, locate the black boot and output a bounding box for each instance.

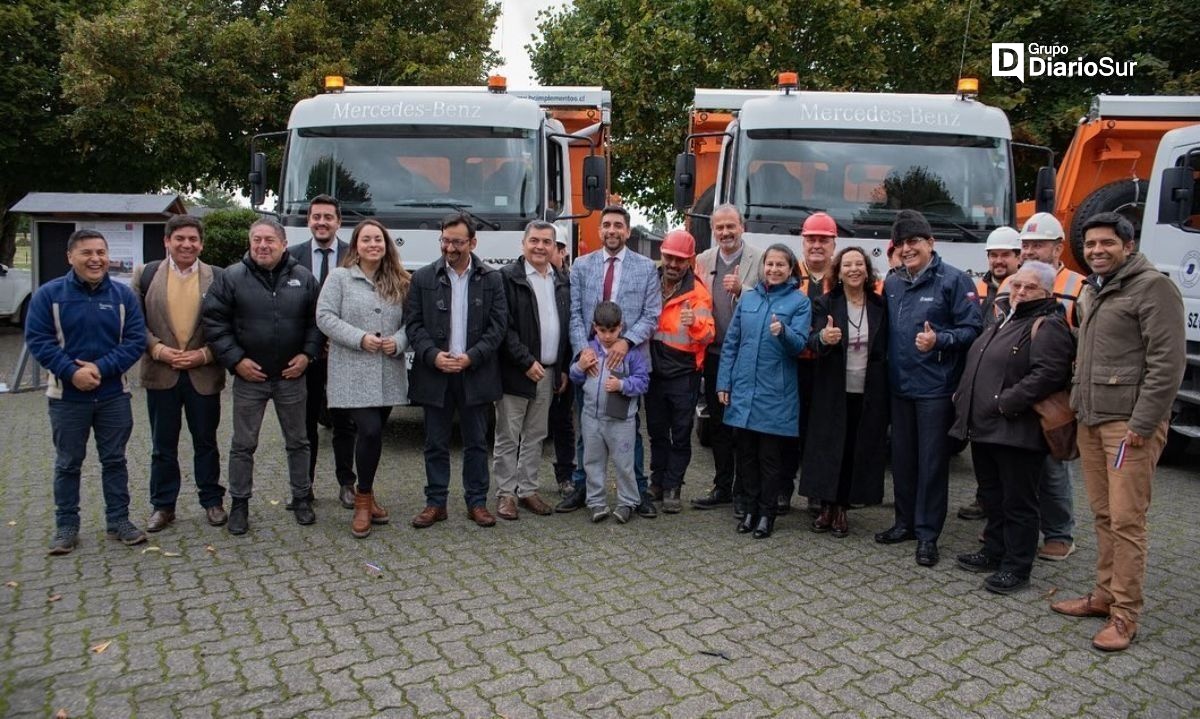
[227,498,249,536]
[752,515,775,539]
[555,484,587,513]
[737,513,757,534]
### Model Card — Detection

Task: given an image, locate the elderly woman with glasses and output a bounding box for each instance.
[949,260,1075,594]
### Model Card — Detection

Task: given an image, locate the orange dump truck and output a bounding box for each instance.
[1018,94,1200,273]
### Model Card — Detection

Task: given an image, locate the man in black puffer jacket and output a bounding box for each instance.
[202,218,322,534]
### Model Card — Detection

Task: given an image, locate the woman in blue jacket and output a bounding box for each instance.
[716,244,811,538]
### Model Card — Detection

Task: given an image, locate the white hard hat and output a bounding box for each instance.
[985,226,1021,251]
[1020,212,1065,241]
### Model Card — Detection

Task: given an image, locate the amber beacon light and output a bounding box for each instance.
[777,71,799,94]
[487,75,508,94]
[957,77,979,99]
[323,75,345,94]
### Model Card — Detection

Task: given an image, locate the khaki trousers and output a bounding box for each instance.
[1078,419,1168,622]
[492,373,554,498]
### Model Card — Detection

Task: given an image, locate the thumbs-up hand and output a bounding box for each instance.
[680,300,695,327]
[722,265,742,296]
[916,320,937,353]
[821,315,843,345]
[769,313,783,336]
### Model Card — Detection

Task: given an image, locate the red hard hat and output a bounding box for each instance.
[661,229,696,258]
[801,212,837,237]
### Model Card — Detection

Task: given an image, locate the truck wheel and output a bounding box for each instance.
[1158,429,1192,465]
[690,186,716,253]
[1069,178,1147,272]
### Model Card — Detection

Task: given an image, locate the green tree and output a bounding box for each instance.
[0,0,499,265]
[529,0,1200,215]
[201,208,261,269]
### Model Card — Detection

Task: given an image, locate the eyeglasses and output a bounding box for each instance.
[440,236,470,248]
[1007,281,1046,293]
[894,237,929,247]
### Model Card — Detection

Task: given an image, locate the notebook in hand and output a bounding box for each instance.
[604,367,631,419]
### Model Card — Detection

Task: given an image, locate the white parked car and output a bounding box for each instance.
[0,263,32,326]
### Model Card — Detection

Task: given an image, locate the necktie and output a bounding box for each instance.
[602,256,616,302]
[317,248,331,285]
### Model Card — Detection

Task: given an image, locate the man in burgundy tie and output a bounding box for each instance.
[556,205,663,516]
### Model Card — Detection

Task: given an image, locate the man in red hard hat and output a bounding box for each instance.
[647,230,715,513]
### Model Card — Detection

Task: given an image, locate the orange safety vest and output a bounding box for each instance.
[654,272,715,370]
[1053,266,1086,329]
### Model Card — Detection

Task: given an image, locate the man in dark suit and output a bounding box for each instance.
[406,212,508,528]
[132,215,227,532]
[291,194,357,509]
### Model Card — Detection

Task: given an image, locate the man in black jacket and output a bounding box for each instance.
[406,213,508,529]
[202,218,322,534]
[493,221,570,520]
[291,194,356,509]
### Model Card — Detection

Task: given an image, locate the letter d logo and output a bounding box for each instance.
[991,43,1025,83]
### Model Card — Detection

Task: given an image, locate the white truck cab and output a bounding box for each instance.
[1140,123,1200,460]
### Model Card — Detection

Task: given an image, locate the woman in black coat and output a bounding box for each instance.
[799,247,890,538]
[949,261,1074,595]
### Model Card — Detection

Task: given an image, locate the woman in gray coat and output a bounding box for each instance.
[317,219,411,538]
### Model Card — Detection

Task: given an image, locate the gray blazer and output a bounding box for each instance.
[695,242,763,294]
[316,265,409,408]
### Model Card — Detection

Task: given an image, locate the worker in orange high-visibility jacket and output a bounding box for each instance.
[648,230,715,513]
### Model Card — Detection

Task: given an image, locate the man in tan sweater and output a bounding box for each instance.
[133,215,227,531]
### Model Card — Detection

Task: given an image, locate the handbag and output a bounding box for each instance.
[1030,318,1079,461]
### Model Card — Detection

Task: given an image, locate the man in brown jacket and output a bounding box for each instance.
[133,215,227,531]
[1052,212,1185,651]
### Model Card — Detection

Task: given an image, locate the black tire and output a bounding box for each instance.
[689,186,716,253]
[1158,429,1192,465]
[1069,178,1147,273]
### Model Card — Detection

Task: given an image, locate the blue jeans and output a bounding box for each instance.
[422,374,490,509]
[890,395,955,542]
[147,373,224,510]
[49,395,134,529]
[570,382,647,495]
[1039,456,1075,542]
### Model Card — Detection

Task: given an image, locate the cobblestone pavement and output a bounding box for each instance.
[1,326,1199,718]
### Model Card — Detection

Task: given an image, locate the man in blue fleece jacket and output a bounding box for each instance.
[25,229,148,555]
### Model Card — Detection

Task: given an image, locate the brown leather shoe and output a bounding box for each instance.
[831,506,849,538]
[411,505,447,528]
[1051,592,1111,618]
[1093,615,1137,651]
[205,505,228,527]
[468,506,497,527]
[368,495,389,525]
[810,505,834,533]
[518,494,553,516]
[146,509,175,533]
[351,491,373,538]
[497,495,519,520]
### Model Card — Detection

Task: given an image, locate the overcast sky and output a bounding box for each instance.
[490,0,568,88]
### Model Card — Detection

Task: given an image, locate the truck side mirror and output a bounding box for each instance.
[582,156,607,211]
[1034,166,1056,214]
[248,152,267,207]
[1158,166,1194,225]
[674,153,696,211]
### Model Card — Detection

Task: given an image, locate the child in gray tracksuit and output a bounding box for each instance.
[569,302,650,523]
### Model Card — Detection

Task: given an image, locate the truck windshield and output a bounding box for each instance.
[282,125,540,220]
[735,129,1012,240]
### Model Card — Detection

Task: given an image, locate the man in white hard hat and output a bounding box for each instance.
[956,225,1023,522]
[1016,211,1089,562]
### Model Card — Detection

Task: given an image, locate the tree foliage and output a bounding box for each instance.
[201,207,262,269]
[0,0,500,264]
[529,0,1200,214]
